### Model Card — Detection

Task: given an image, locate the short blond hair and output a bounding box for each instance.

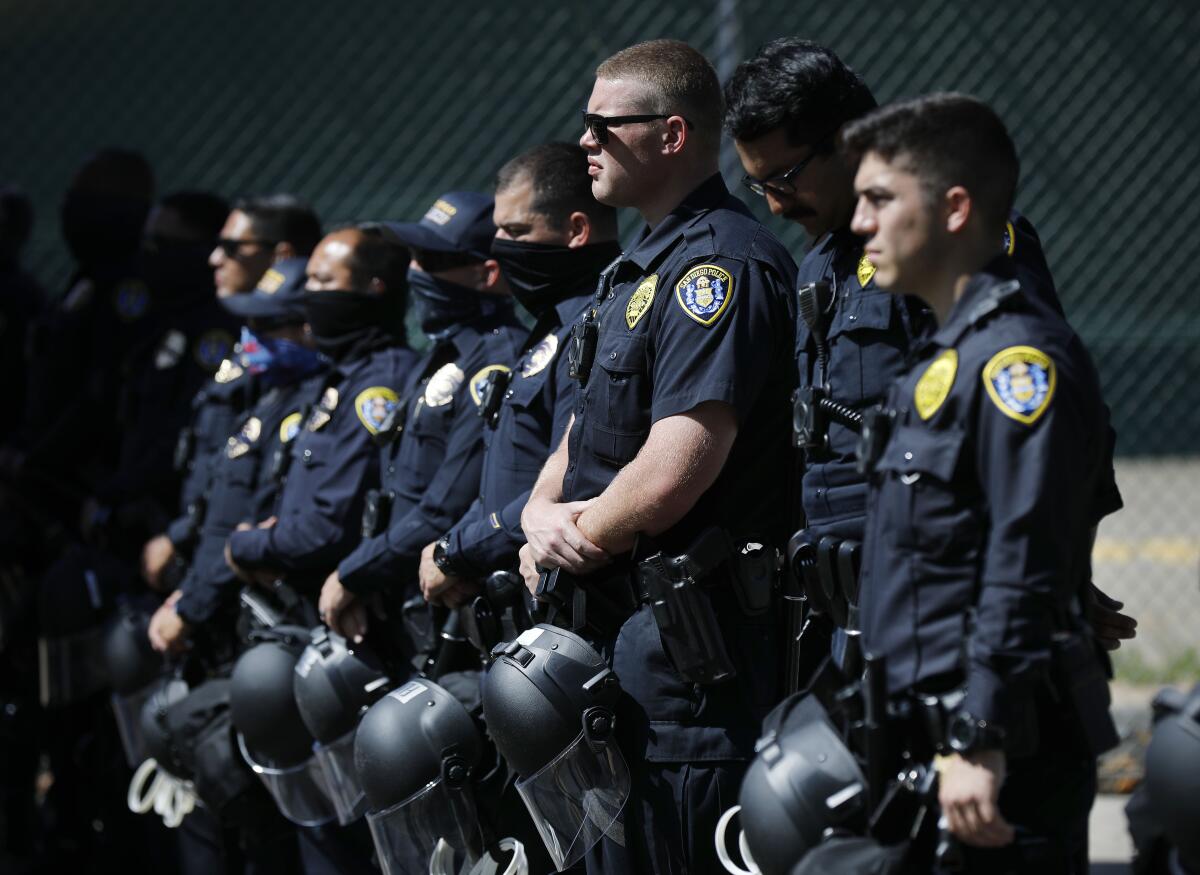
[596,39,724,153]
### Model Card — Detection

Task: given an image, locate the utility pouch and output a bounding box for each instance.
[729,540,777,616]
[817,536,850,628]
[477,369,512,427]
[1050,631,1120,756]
[567,317,598,383]
[636,532,737,685]
[174,426,195,473]
[788,530,834,618]
[360,489,394,539]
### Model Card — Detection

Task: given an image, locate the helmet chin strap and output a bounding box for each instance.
[714,804,760,875]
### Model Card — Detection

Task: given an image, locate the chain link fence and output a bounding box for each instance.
[2,0,1196,678]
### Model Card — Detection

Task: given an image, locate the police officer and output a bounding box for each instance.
[147,257,326,657]
[844,94,1119,871]
[140,196,323,593]
[519,40,797,874]
[722,39,1133,677]
[416,143,621,616]
[317,193,524,655]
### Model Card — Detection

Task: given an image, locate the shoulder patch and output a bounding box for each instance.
[520,333,559,378]
[425,363,465,407]
[914,349,958,420]
[674,264,733,327]
[226,416,262,459]
[1002,221,1016,257]
[857,252,876,288]
[214,357,244,384]
[155,330,187,370]
[469,365,511,407]
[114,280,150,321]
[982,345,1056,425]
[626,274,657,329]
[194,330,234,372]
[355,387,401,435]
[306,386,339,431]
[279,412,303,443]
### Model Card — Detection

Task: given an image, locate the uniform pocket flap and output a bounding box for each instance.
[875,425,965,482]
[828,290,895,338]
[598,333,647,375]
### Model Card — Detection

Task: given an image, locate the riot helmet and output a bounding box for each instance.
[37,545,115,707]
[230,627,336,826]
[480,625,628,871]
[733,692,867,875]
[1143,684,1200,870]
[103,606,164,767]
[293,627,392,824]
[138,674,191,776]
[354,678,484,875]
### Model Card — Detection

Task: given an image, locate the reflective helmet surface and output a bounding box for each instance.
[230,627,315,767]
[103,607,161,695]
[1144,685,1200,868]
[138,676,190,773]
[293,627,391,744]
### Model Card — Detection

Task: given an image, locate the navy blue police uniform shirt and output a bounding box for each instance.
[796,210,1062,544]
[857,259,1120,731]
[336,310,526,593]
[227,344,416,593]
[562,174,797,761]
[441,292,592,574]
[175,370,326,625]
[165,359,258,554]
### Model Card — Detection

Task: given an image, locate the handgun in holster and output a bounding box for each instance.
[857,405,895,476]
[476,370,512,428]
[426,609,479,680]
[460,570,531,659]
[271,404,309,482]
[360,489,394,539]
[534,566,632,640]
[635,529,738,685]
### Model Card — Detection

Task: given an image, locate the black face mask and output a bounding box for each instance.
[406,267,491,338]
[490,239,622,319]
[302,290,392,361]
[61,191,150,270]
[139,241,214,307]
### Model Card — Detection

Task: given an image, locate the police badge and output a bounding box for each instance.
[626,274,657,329]
[674,264,733,327]
[520,334,559,378]
[424,363,465,408]
[355,387,401,435]
[914,350,958,420]
[857,251,876,288]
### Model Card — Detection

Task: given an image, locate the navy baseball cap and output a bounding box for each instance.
[384,191,495,260]
[221,257,309,322]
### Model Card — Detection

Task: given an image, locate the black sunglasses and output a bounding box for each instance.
[581,110,694,145]
[214,237,276,258]
[741,146,827,197]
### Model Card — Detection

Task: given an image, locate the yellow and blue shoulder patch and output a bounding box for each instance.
[114,280,150,321]
[469,365,511,407]
[857,252,876,288]
[521,333,559,378]
[914,349,958,420]
[626,274,657,329]
[355,387,401,435]
[279,412,303,443]
[674,264,733,327]
[1002,220,1016,257]
[425,362,465,407]
[194,329,234,372]
[226,416,262,459]
[982,345,1055,425]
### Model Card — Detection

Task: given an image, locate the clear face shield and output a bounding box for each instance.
[514,720,630,871]
[366,776,481,875]
[429,837,529,875]
[313,728,368,825]
[237,732,337,827]
[38,627,109,707]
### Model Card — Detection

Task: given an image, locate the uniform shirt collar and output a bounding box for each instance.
[623,173,734,272]
[930,256,1022,349]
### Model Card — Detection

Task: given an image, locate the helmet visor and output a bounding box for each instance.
[430,836,529,875]
[237,733,336,826]
[38,628,108,707]
[365,777,479,875]
[514,729,629,871]
[111,687,154,768]
[314,729,368,825]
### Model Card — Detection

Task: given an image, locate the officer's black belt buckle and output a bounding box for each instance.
[567,317,598,383]
[476,369,511,427]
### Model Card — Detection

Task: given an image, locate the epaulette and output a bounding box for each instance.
[966,279,1021,327]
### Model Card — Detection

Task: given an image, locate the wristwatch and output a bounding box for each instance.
[946,710,1006,755]
[432,536,458,574]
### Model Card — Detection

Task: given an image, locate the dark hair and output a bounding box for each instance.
[724,39,876,148]
[159,190,229,239]
[841,93,1019,231]
[596,39,724,154]
[351,223,409,339]
[70,148,156,201]
[234,194,322,256]
[0,186,34,249]
[495,142,619,238]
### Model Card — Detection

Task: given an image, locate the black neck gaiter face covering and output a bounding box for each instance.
[302,290,393,362]
[490,239,622,319]
[406,267,496,339]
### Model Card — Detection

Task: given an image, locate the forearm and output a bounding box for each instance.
[529,420,572,504]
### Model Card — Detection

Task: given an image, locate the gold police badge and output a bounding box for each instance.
[425,363,465,408]
[626,274,657,329]
[521,333,559,377]
[914,349,958,420]
[226,416,262,459]
[214,358,244,384]
[306,386,339,431]
[857,251,876,288]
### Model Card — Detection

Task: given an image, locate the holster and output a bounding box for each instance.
[1049,630,1120,757]
[460,571,531,659]
[534,566,636,640]
[360,489,394,539]
[477,370,512,428]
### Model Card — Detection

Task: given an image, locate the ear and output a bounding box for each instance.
[944,185,971,235]
[273,241,298,262]
[566,211,591,248]
[480,258,509,295]
[662,114,689,156]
